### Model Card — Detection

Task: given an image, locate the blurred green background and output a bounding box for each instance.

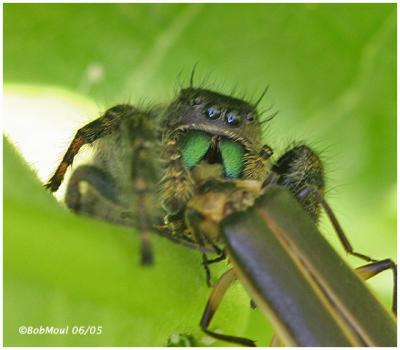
[4,3,396,347]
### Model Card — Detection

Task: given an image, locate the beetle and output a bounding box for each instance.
[45,77,396,346]
[185,180,396,346]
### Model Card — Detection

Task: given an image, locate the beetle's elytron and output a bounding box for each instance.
[45,77,396,346]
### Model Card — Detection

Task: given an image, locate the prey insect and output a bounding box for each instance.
[188,181,396,346]
[46,80,396,346]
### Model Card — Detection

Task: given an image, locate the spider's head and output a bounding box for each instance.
[163,88,267,179]
[165,88,262,148]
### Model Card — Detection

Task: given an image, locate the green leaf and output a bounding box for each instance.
[5,137,268,346]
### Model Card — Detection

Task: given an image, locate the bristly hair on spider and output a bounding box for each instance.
[185,64,278,122]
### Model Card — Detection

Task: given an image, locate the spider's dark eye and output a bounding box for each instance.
[206,105,221,120]
[246,113,254,122]
[225,110,242,127]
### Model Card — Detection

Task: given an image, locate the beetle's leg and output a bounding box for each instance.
[45,104,135,192]
[203,251,226,265]
[356,259,397,314]
[185,206,226,286]
[202,254,213,288]
[194,224,225,287]
[200,268,256,347]
[202,250,226,287]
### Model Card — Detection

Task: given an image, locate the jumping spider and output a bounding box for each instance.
[45,82,396,345]
[45,86,322,263]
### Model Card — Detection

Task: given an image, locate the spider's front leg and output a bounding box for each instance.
[45,104,134,191]
[46,104,161,265]
[265,144,325,222]
[266,144,397,314]
[65,164,135,226]
[159,134,195,216]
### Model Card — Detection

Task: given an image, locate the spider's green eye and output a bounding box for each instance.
[225,110,242,127]
[206,105,221,120]
[179,131,211,169]
[219,140,245,178]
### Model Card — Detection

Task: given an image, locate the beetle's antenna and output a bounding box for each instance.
[254,84,270,107]
[190,63,199,87]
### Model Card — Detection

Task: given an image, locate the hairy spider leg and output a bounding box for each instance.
[159,136,195,215]
[128,112,162,265]
[268,144,397,314]
[65,164,133,225]
[45,104,135,191]
[267,144,325,222]
[46,104,161,265]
